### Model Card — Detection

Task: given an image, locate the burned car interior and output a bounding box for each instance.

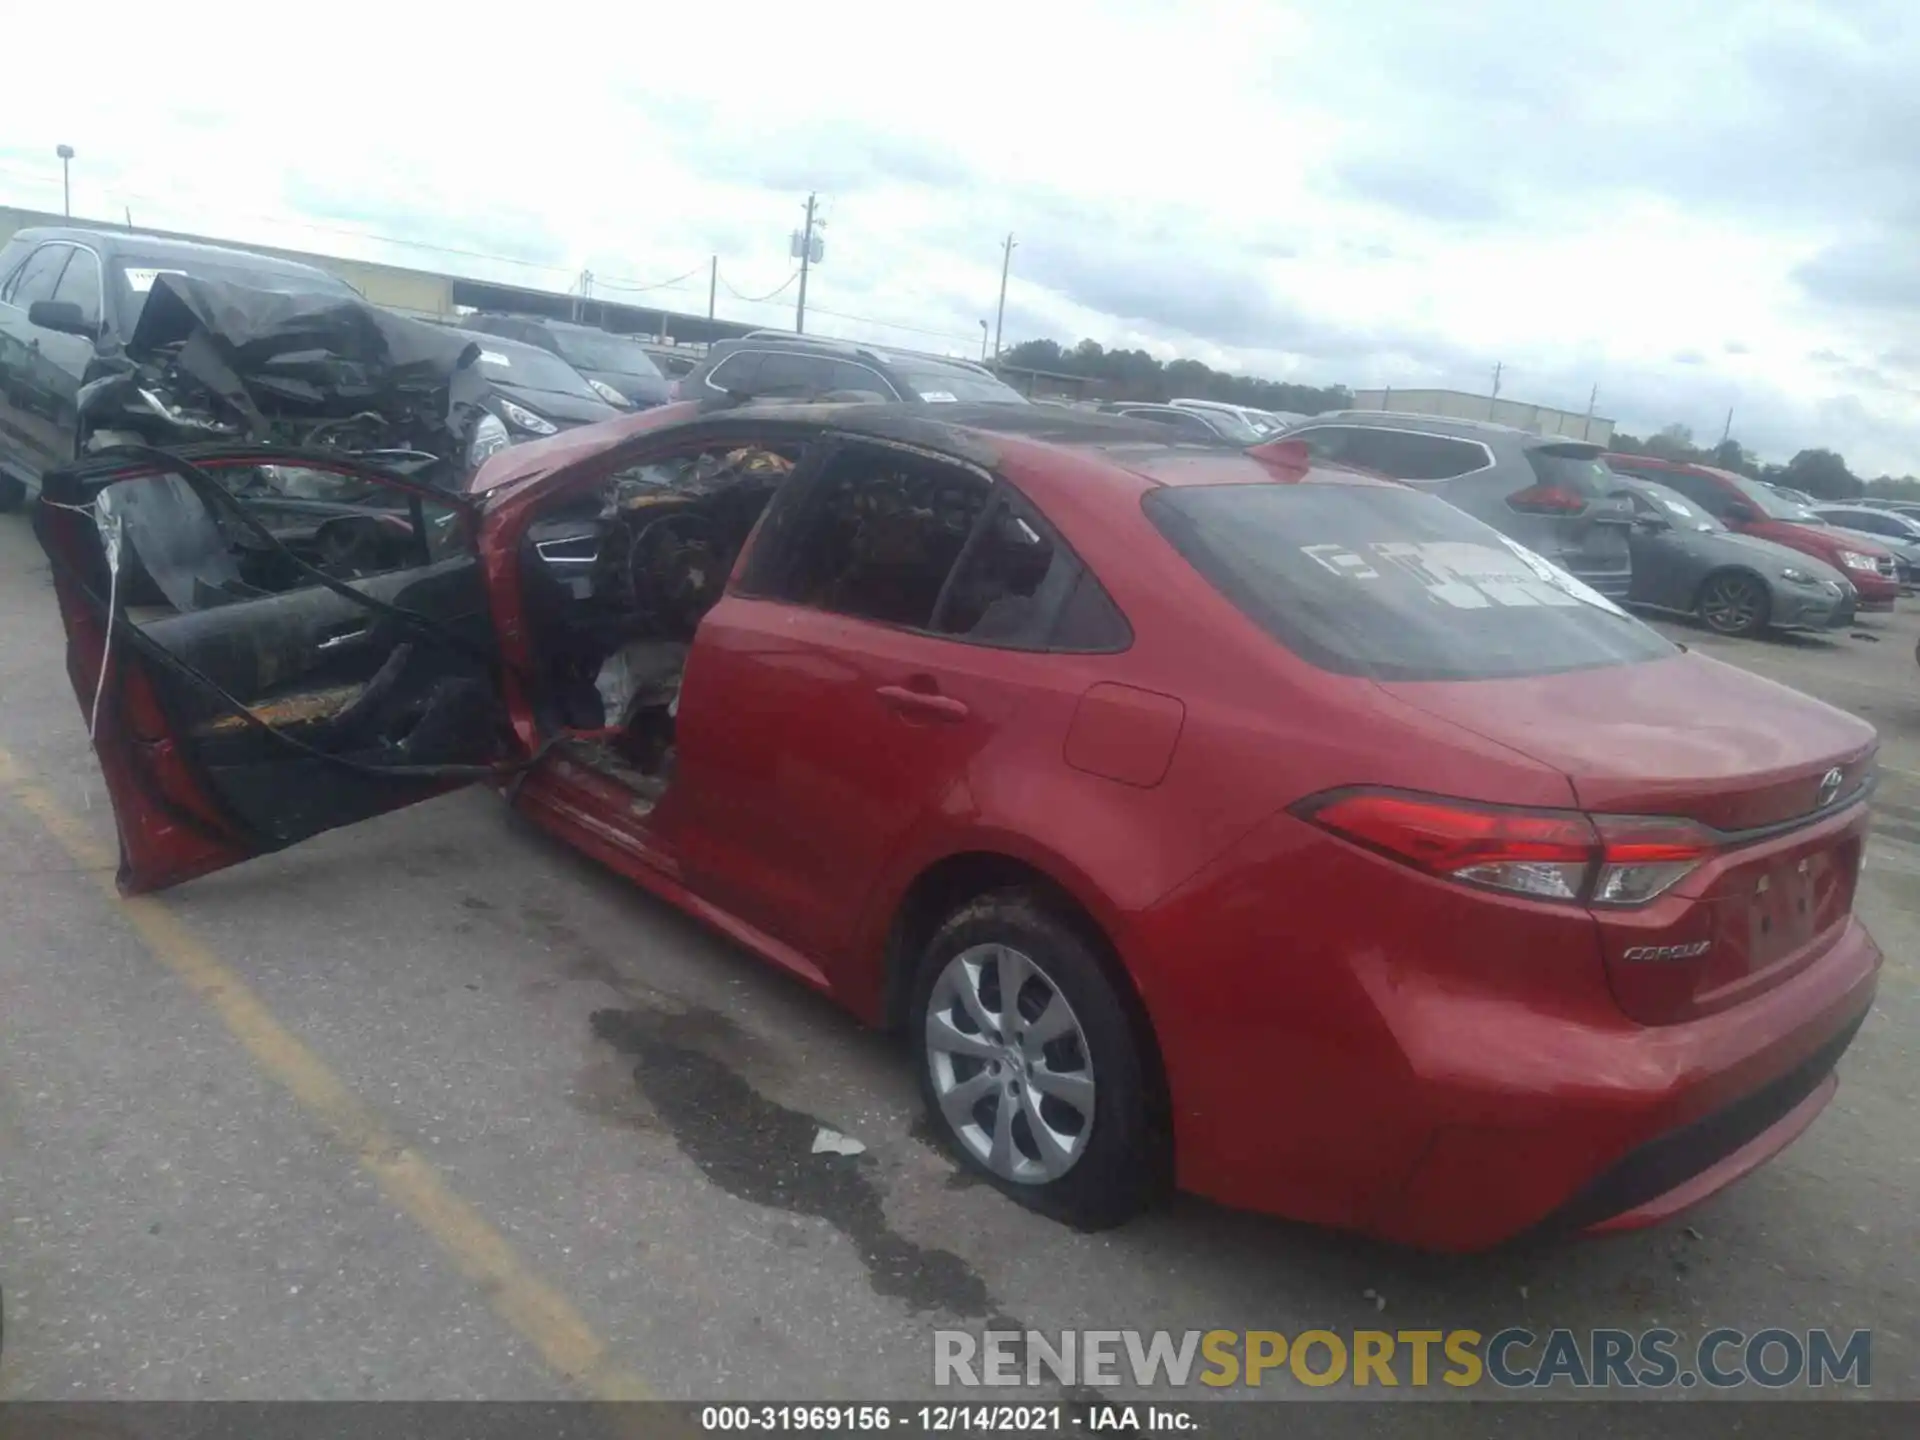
[514,427,1127,809]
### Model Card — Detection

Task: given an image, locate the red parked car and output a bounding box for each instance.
[1604,455,1901,610]
[35,404,1881,1250]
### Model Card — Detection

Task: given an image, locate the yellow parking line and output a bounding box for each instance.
[0,744,653,1401]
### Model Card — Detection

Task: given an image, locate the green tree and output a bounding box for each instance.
[998,336,1350,413]
[1782,447,1860,499]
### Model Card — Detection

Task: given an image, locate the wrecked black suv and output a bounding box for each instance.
[0,226,366,510]
[27,269,515,608]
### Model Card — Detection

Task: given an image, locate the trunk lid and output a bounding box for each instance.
[1381,652,1876,1022]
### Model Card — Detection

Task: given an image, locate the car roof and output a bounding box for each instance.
[1303,408,1597,446]
[474,398,1398,504]
[711,333,998,378]
[11,225,338,278]
[446,326,559,363]
[1607,454,1752,484]
[485,313,639,341]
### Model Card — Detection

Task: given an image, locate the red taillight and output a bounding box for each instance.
[1507,484,1588,515]
[1299,790,1717,906]
[1302,791,1597,902]
[1590,815,1714,905]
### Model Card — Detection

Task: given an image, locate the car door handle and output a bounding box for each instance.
[316,627,371,652]
[875,685,969,721]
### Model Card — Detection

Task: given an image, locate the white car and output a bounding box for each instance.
[1168,398,1292,436]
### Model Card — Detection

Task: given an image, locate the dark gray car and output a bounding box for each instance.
[677,333,1029,406]
[1276,411,1636,599]
[1621,478,1855,635]
[461,313,673,409]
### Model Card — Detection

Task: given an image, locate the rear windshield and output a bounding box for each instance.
[888,365,1030,404]
[1525,444,1620,498]
[1143,483,1677,681]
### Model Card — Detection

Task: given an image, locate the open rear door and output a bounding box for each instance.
[34,443,516,893]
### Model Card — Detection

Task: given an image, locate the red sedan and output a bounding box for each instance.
[35,403,1881,1250]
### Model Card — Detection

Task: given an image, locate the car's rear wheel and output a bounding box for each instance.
[1697,570,1770,637]
[910,888,1159,1229]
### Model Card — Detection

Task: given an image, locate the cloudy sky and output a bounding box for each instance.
[6,0,1918,471]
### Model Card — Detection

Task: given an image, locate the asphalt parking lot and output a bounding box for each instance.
[0,506,1915,1408]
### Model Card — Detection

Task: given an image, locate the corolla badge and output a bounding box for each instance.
[1818,767,1845,808]
[1623,941,1712,961]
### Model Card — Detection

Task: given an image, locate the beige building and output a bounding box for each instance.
[1352,387,1614,446]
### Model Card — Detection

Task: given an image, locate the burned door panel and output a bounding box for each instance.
[37,445,510,884]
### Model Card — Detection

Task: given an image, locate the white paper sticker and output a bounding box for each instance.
[123,267,186,293]
[921,391,958,403]
[479,350,512,367]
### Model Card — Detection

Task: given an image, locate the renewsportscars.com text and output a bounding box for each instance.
[933,1327,1872,1390]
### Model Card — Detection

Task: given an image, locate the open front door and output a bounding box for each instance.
[34,444,515,893]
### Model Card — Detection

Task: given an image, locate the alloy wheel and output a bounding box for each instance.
[923,943,1097,1184]
[1700,574,1765,635]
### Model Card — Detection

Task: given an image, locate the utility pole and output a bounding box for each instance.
[56,144,75,217]
[1489,361,1503,417]
[708,256,717,321]
[1582,383,1598,441]
[794,193,824,335]
[993,233,1016,359]
[1720,406,1734,446]
[979,320,989,361]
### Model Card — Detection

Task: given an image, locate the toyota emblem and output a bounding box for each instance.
[1817,767,1845,808]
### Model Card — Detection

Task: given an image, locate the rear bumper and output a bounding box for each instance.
[1542,1009,1861,1235]
[1367,918,1880,1251]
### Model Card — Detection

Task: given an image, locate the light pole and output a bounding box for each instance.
[792,193,824,335]
[993,233,1016,358]
[56,144,75,217]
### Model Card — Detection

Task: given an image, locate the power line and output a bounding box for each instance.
[720,270,801,304]
[592,264,707,295]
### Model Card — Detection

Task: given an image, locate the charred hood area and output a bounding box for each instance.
[80,274,490,478]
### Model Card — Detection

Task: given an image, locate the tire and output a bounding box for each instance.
[909,886,1162,1229]
[0,472,26,513]
[1697,569,1770,637]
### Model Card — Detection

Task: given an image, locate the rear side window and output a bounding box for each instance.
[1342,429,1490,481]
[1525,445,1620,498]
[1143,483,1676,681]
[704,351,763,394]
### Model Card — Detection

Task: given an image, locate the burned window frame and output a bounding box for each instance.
[736,434,1132,655]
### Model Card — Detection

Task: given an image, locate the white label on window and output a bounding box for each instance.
[921,390,958,403]
[1300,543,1380,579]
[123,267,186,293]
[1662,499,1690,515]
[479,350,512,367]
